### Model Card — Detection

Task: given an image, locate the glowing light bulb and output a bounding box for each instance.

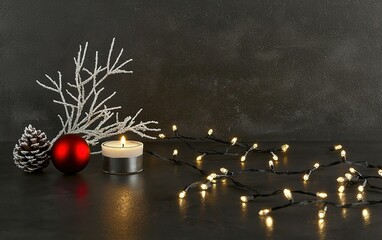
[121,136,126,147]
[172,125,177,131]
[349,168,356,174]
[334,145,343,150]
[252,143,258,149]
[220,167,228,175]
[207,173,217,181]
[281,144,289,152]
[318,210,326,219]
[196,155,204,161]
[231,137,238,145]
[357,193,364,201]
[316,192,328,199]
[200,184,208,190]
[271,152,278,161]
[303,174,310,181]
[173,149,178,156]
[341,150,346,158]
[358,185,364,192]
[269,160,274,169]
[337,177,345,183]
[283,189,293,201]
[179,191,186,199]
[208,129,213,136]
[314,163,320,169]
[338,186,345,193]
[345,173,352,180]
[158,134,166,139]
[240,155,246,162]
[240,195,255,203]
[378,169,382,176]
[259,209,271,216]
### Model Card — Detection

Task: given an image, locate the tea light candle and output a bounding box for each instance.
[101,136,143,174]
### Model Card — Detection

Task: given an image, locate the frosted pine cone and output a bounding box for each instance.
[13,124,51,172]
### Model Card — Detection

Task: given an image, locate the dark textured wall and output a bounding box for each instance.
[2,0,382,142]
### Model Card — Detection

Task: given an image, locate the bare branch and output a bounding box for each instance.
[37,38,160,153]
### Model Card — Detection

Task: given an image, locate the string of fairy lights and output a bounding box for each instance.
[145,125,382,221]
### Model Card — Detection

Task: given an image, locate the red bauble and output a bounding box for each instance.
[51,134,90,174]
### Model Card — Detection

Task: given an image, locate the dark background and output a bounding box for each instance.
[2,0,382,142]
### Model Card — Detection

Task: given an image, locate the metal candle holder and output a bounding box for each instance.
[101,141,143,175]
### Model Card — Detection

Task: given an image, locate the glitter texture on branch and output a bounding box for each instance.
[36,38,160,149]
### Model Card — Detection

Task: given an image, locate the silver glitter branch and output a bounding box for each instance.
[36,38,160,150]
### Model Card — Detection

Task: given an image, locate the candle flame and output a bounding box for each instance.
[121,136,126,147]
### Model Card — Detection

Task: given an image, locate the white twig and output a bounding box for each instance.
[36,38,160,152]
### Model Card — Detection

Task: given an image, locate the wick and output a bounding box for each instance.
[122,144,124,148]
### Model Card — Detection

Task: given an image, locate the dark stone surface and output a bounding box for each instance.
[2,1,382,142]
[1,141,382,239]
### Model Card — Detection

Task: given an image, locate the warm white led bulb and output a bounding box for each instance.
[303,174,310,181]
[358,185,364,192]
[240,155,246,162]
[172,125,177,131]
[318,206,327,219]
[283,189,293,201]
[318,210,326,219]
[208,129,213,136]
[220,168,229,174]
[259,209,271,216]
[231,137,238,145]
[338,186,345,193]
[179,191,186,199]
[345,173,352,180]
[357,193,364,201]
[271,152,278,161]
[269,160,274,168]
[173,149,178,156]
[196,155,204,161]
[337,177,345,183]
[349,168,356,174]
[316,192,328,199]
[334,145,343,150]
[314,163,320,169]
[378,169,382,176]
[200,184,208,190]
[207,173,217,182]
[240,195,255,203]
[252,143,258,149]
[158,134,166,139]
[341,150,346,158]
[281,144,289,152]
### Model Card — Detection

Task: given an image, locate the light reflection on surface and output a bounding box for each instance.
[196,160,203,168]
[341,208,348,219]
[55,175,89,208]
[240,202,247,220]
[282,155,288,164]
[317,219,326,240]
[200,190,206,199]
[240,162,246,169]
[241,202,247,211]
[337,192,348,219]
[265,216,274,238]
[362,208,370,226]
[338,193,346,205]
[101,174,146,239]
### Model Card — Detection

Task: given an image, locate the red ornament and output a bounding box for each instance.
[51,134,90,174]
